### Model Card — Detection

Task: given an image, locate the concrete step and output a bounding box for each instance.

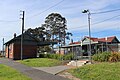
[67,60,90,67]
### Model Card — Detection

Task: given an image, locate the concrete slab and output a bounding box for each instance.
[33,65,73,75]
[67,60,90,67]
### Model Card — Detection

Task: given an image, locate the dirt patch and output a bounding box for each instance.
[58,71,80,80]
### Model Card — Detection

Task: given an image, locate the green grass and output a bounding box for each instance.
[0,64,31,80]
[69,62,120,80]
[20,58,62,67]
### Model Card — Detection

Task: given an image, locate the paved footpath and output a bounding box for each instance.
[33,66,73,75]
[0,58,69,80]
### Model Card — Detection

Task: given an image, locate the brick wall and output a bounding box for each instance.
[5,43,14,59]
[5,46,8,58]
[13,44,37,60]
[9,43,14,58]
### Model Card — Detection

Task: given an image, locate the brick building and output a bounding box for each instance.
[5,32,55,60]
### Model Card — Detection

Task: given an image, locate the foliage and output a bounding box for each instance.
[20,58,61,67]
[63,53,73,60]
[42,13,72,45]
[92,52,111,62]
[26,27,48,41]
[38,45,52,53]
[0,64,31,80]
[39,53,73,60]
[69,62,120,80]
[44,13,66,41]
[109,52,120,62]
[92,52,120,62]
[39,54,60,59]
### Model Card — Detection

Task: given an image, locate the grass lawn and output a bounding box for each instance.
[20,58,62,67]
[0,64,31,80]
[69,62,120,80]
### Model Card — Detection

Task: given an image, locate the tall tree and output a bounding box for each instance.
[42,13,72,46]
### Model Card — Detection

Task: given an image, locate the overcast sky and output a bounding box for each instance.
[0,0,120,49]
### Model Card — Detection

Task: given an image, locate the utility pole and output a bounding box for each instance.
[20,11,25,60]
[58,26,61,54]
[102,43,104,53]
[2,38,5,57]
[63,26,66,55]
[82,9,92,63]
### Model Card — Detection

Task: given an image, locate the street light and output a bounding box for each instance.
[82,9,92,63]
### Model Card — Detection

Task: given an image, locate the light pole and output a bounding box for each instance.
[82,9,92,63]
[20,11,25,60]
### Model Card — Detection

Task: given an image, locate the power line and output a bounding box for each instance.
[91,14,120,25]
[71,27,120,35]
[68,14,120,30]
[71,28,120,40]
[91,8,120,14]
[0,20,19,23]
[92,31,120,38]
[1,4,120,30]
[1,2,119,24]
[0,0,65,22]
[27,0,65,18]
[71,21,120,36]
[92,21,120,34]
[92,29,118,34]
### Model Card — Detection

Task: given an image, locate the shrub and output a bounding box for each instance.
[39,54,45,58]
[109,52,120,62]
[92,52,111,62]
[63,53,73,60]
[52,54,61,60]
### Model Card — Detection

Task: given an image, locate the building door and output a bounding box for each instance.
[8,45,10,58]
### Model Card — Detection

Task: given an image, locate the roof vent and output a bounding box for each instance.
[14,33,16,38]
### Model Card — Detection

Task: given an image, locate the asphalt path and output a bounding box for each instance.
[0,58,69,80]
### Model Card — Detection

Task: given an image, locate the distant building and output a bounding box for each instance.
[61,36,120,57]
[54,48,65,55]
[5,32,56,60]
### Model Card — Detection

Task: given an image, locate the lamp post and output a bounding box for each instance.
[20,11,25,60]
[82,9,92,63]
